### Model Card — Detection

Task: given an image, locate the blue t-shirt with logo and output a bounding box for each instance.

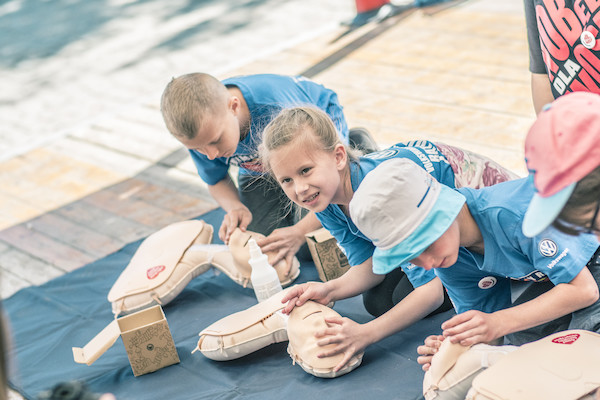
[433,178,600,313]
[189,74,349,185]
[316,140,455,288]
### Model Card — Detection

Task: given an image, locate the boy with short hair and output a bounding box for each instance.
[161,72,377,267]
[348,158,600,354]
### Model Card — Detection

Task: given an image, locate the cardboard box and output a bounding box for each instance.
[73,305,180,376]
[305,228,350,282]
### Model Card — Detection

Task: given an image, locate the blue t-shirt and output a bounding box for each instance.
[316,140,455,289]
[434,178,600,314]
[189,74,349,185]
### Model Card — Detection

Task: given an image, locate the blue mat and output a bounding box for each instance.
[5,209,452,400]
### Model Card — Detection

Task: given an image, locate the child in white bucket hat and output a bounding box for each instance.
[349,158,600,371]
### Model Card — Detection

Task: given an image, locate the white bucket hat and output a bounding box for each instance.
[349,158,465,274]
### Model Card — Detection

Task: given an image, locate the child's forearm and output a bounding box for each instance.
[293,212,322,235]
[363,277,446,344]
[207,175,246,212]
[494,267,599,337]
[531,72,555,115]
[326,259,385,301]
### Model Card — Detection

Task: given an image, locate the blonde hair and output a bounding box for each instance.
[160,73,229,140]
[260,106,359,174]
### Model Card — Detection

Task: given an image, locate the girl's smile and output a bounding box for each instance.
[302,191,320,206]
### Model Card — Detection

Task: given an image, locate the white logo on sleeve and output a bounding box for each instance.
[363,148,399,159]
[478,276,497,289]
[538,239,558,257]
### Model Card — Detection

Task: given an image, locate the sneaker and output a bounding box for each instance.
[349,127,379,154]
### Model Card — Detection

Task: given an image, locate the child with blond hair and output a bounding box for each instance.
[161,73,377,268]
[259,105,518,372]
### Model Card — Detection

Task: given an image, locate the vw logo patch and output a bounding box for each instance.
[538,239,558,257]
[478,276,497,289]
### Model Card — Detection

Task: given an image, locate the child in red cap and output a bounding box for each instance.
[522,91,600,240]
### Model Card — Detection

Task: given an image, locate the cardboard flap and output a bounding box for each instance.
[200,290,289,336]
[305,228,333,243]
[72,320,121,365]
[108,220,212,301]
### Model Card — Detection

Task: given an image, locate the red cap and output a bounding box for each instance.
[523,91,600,237]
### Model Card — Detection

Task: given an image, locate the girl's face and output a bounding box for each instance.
[409,221,461,270]
[269,133,348,212]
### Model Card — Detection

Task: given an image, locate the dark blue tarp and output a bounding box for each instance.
[5,209,452,400]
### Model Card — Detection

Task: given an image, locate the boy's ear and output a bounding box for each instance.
[228,96,240,115]
[334,144,348,170]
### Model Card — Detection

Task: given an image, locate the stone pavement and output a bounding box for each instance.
[0,0,353,161]
[0,0,353,298]
[1,0,536,397]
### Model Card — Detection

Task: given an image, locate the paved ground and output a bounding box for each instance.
[0,0,354,299]
[0,0,353,161]
[1,0,536,397]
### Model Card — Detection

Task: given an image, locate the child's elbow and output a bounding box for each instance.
[581,281,600,307]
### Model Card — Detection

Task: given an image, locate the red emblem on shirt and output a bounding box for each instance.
[239,159,264,173]
[147,265,166,280]
[551,333,580,345]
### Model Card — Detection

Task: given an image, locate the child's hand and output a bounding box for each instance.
[281,282,331,314]
[441,310,502,346]
[417,335,444,371]
[256,225,304,274]
[219,207,252,243]
[314,316,371,373]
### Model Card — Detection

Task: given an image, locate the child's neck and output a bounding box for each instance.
[227,87,251,140]
[335,163,354,213]
[457,204,485,254]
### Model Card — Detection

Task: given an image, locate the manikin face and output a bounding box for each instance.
[409,221,461,270]
[179,98,242,160]
[269,134,348,213]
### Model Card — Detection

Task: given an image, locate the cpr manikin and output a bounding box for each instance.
[196,289,363,378]
[108,220,300,315]
[423,330,600,400]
